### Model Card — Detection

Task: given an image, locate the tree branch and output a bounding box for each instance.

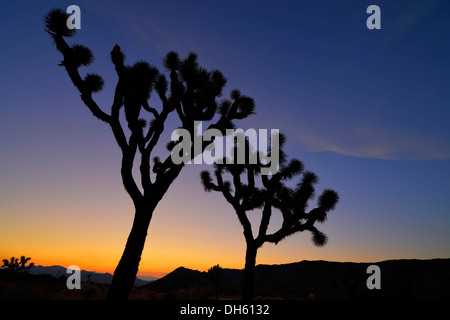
[51,33,111,124]
[121,134,143,206]
[142,100,160,119]
[256,194,274,242]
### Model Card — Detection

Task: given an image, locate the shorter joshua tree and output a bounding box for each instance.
[200,134,339,300]
[1,256,34,273]
[208,264,224,300]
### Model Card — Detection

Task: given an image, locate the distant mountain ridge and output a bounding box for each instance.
[144,258,450,299]
[29,265,156,287]
[24,259,450,298]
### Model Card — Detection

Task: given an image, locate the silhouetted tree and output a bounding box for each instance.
[1,256,34,273]
[201,135,339,300]
[44,8,255,300]
[208,264,223,300]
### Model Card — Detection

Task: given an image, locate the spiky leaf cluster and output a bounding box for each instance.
[44,8,75,38]
[154,74,168,97]
[319,189,339,211]
[72,44,94,67]
[217,91,255,122]
[162,51,230,124]
[127,61,159,102]
[200,170,215,192]
[84,73,104,93]
[311,229,328,247]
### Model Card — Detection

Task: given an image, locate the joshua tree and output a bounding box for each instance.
[200,135,339,300]
[208,264,223,300]
[44,8,255,300]
[1,256,34,273]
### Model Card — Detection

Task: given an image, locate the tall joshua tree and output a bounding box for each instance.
[44,8,255,300]
[200,135,339,300]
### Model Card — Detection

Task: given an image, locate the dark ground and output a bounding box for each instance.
[1,259,449,300]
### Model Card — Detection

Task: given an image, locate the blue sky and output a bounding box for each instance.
[0,0,449,274]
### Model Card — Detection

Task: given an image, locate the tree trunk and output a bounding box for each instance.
[242,242,258,300]
[106,202,155,300]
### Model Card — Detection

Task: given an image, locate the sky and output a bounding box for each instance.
[1,0,449,278]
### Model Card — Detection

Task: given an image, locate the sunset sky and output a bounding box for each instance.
[1,0,449,279]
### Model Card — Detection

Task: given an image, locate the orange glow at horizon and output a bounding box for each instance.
[1,197,411,279]
[1,145,447,280]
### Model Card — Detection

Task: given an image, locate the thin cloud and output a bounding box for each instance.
[296,125,450,161]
